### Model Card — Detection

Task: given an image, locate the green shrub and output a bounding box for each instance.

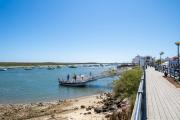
[113,67,143,100]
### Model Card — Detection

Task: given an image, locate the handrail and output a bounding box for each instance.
[131,67,147,120]
[134,79,144,120]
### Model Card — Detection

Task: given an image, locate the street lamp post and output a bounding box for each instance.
[160,52,164,71]
[175,42,180,81]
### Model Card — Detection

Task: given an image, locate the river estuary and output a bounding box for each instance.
[0,65,118,104]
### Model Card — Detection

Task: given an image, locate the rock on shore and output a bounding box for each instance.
[94,93,132,119]
[0,93,131,120]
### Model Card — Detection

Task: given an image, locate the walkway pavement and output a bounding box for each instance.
[146,67,180,120]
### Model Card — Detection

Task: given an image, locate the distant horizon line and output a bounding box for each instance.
[0,61,127,64]
[0,61,132,67]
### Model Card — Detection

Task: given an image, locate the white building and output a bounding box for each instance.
[164,57,171,62]
[132,55,154,66]
[132,55,144,66]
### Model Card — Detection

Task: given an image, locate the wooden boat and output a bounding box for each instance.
[58,79,86,87]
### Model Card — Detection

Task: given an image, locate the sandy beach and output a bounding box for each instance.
[0,94,110,120]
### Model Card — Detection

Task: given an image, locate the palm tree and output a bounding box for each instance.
[160,52,164,65]
[159,52,164,71]
[160,52,164,56]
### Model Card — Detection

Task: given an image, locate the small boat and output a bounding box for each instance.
[7,67,14,69]
[24,67,33,70]
[93,65,100,67]
[57,65,62,68]
[0,68,7,71]
[47,67,55,70]
[68,65,77,68]
[58,79,86,87]
[38,66,44,69]
[100,64,104,67]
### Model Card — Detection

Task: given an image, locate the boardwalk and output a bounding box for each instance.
[146,67,180,120]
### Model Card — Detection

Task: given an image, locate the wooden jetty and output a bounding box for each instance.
[58,74,115,87]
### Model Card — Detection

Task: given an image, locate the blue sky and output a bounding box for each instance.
[0,0,180,62]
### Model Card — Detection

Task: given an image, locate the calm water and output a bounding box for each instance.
[0,66,118,104]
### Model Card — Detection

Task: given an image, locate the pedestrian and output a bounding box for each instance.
[74,74,77,82]
[164,71,168,77]
[90,72,92,76]
[67,74,70,81]
[81,75,84,80]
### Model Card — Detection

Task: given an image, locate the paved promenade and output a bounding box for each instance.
[146,67,180,120]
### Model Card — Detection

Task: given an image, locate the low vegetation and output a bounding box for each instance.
[108,69,117,76]
[112,67,143,119]
[113,67,143,99]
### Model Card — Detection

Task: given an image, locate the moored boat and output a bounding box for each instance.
[0,68,7,71]
[7,67,14,69]
[47,67,55,70]
[68,65,77,68]
[58,79,86,87]
[57,65,62,68]
[24,67,33,70]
